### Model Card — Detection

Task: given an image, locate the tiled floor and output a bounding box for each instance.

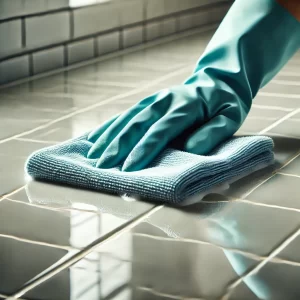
[1,27,300,300]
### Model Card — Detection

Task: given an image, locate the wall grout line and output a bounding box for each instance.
[220,227,300,300]
[10,205,163,299]
[0,23,217,89]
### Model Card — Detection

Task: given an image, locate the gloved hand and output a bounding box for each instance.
[88,0,300,172]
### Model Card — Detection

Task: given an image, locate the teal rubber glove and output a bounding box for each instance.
[88,0,300,172]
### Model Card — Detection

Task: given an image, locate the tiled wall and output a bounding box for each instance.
[0,0,233,86]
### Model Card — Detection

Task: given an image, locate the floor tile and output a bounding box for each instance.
[280,154,300,175]
[135,199,300,257]
[20,229,256,300]
[0,139,54,158]
[246,174,300,210]
[9,180,154,219]
[0,140,55,195]
[261,82,300,95]
[255,93,300,109]
[278,234,300,263]
[269,119,300,139]
[0,236,73,296]
[228,256,300,300]
[2,183,153,248]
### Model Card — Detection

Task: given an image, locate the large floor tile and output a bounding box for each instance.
[20,229,257,300]
[246,174,300,210]
[0,236,74,296]
[9,180,154,219]
[3,181,154,249]
[134,198,300,257]
[228,253,300,300]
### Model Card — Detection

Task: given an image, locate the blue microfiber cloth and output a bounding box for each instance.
[25,134,274,203]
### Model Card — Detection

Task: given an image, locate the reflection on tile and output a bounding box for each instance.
[135,198,300,257]
[10,180,154,219]
[229,258,300,300]
[0,118,47,140]
[22,230,256,300]
[22,102,131,142]
[0,236,71,296]
[0,199,104,249]
[246,174,300,210]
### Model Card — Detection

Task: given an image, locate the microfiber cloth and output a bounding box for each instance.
[25,134,274,204]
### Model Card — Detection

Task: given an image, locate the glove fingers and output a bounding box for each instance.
[184,114,238,155]
[95,102,169,168]
[122,111,193,172]
[87,114,119,143]
[87,94,156,159]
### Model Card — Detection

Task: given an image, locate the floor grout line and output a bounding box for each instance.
[14,138,57,145]
[0,66,192,145]
[10,205,163,299]
[258,108,300,135]
[272,79,300,86]
[242,150,300,199]
[133,232,300,268]
[252,104,293,112]
[0,233,74,252]
[221,227,300,300]
[259,91,300,99]
[277,172,300,179]
[0,186,26,202]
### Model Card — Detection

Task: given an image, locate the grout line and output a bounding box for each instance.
[14,138,58,145]
[135,233,300,268]
[278,71,300,77]
[242,150,300,199]
[259,92,300,99]
[237,198,300,214]
[10,205,163,299]
[221,227,300,300]
[0,186,26,202]
[134,233,264,261]
[0,65,192,145]
[272,79,300,86]
[0,233,73,252]
[252,104,293,112]
[0,24,217,90]
[266,132,300,140]
[277,172,300,179]
[258,108,300,135]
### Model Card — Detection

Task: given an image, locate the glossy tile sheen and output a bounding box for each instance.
[0,27,300,299]
[0,236,73,296]
[21,229,257,300]
[228,258,300,300]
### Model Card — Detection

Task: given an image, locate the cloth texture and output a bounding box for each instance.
[25,134,274,203]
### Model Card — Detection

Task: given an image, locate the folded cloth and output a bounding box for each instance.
[25,134,274,203]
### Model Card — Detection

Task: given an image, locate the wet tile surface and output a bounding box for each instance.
[0,27,300,299]
[21,229,257,300]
